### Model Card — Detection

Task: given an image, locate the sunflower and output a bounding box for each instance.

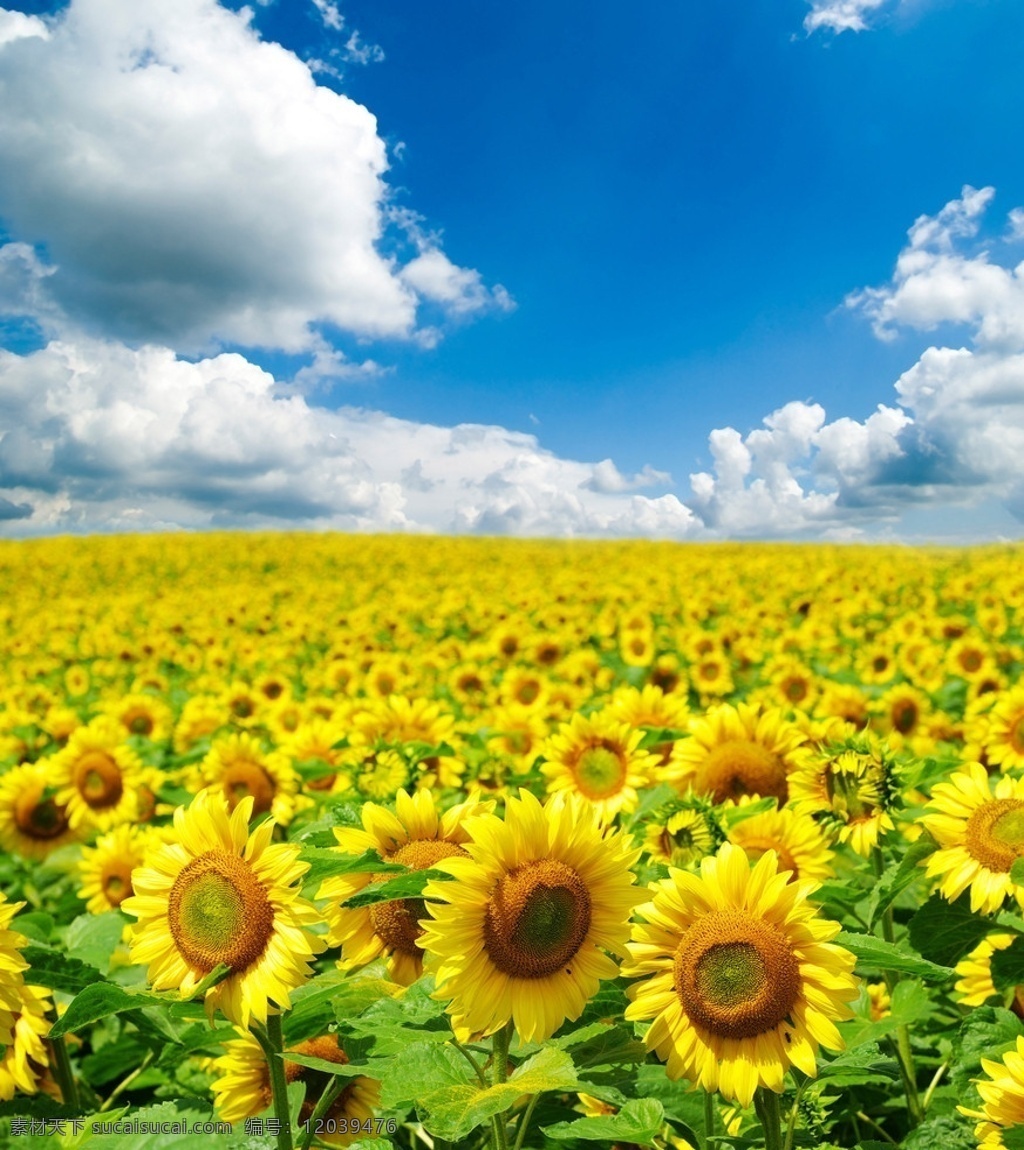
[173,696,229,753]
[541,712,660,819]
[50,718,142,831]
[78,824,153,914]
[197,732,300,826]
[622,842,858,1107]
[959,1035,1024,1149]
[319,788,495,986]
[643,796,725,869]
[0,763,78,859]
[121,788,324,1026]
[788,735,903,857]
[212,1030,381,1144]
[279,719,350,796]
[985,687,1024,772]
[105,692,173,742]
[921,763,1024,915]
[420,789,642,1043]
[0,983,53,1101]
[954,933,1018,1008]
[0,893,29,1050]
[671,704,806,806]
[726,806,834,885]
[350,748,409,799]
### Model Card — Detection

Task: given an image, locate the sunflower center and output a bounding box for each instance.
[892,700,918,735]
[696,740,788,804]
[572,743,627,799]
[74,751,124,809]
[1011,716,1024,757]
[283,1036,353,1124]
[673,910,800,1039]
[13,786,70,840]
[102,863,134,907]
[127,711,154,736]
[221,762,275,816]
[483,859,592,979]
[369,839,468,956]
[966,799,1024,872]
[167,850,274,973]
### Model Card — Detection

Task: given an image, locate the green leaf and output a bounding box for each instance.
[867,836,937,926]
[817,1042,899,1086]
[14,911,55,943]
[1010,859,1024,886]
[836,931,953,982]
[49,983,178,1037]
[1003,1127,1024,1150]
[64,911,126,973]
[900,1114,980,1150]
[543,1098,666,1145]
[277,1052,379,1079]
[907,893,994,966]
[839,979,933,1047]
[551,1023,646,1069]
[22,946,105,994]
[991,937,1024,992]
[342,868,444,908]
[189,962,231,999]
[298,847,405,886]
[950,1007,1024,1093]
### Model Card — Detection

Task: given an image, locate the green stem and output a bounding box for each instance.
[100,1049,156,1112]
[703,1089,715,1149]
[783,1077,809,1150]
[754,1088,783,1150]
[452,1038,488,1087]
[297,1072,348,1150]
[47,1031,79,1111]
[491,1024,512,1150]
[512,1094,540,1150]
[857,1110,897,1144]
[257,1014,295,1150]
[922,1060,948,1111]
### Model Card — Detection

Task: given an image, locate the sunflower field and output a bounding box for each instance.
[4,534,1024,1150]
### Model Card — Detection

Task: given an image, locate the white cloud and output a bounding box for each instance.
[310,0,343,32]
[688,187,1024,536]
[804,0,890,34]
[0,0,496,353]
[0,336,697,538]
[400,248,514,320]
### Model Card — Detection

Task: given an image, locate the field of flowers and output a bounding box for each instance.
[3,533,1024,1150]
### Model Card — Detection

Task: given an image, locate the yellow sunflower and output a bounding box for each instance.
[622,842,858,1108]
[985,687,1024,772]
[643,798,724,869]
[197,732,300,826]
[212,1030,381,1145]
[921,763,1024,914]
[788,735,902,857]
[726,806,834,885]
[319,788,495,986]
[959,1035,1024,1149]
[105,692,173,742]
[420,789,642,1043]
[0,763,78,860]
[0,893,29,1050]
[954,933,1018,1008]
[541,712,660,819]
[0,983,52,1101]
[122,788,324,1026]
[671,703,806,806]
[78,824,154,914]
[51,717,142,831]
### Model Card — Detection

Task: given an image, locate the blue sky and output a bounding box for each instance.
[1,0,1023,539]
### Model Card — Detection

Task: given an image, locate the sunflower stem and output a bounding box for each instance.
[99,1048,156,1112]
[260,1014,296,1150]
[297,1072,347,1150]
[47,1031,79,1111]
[702,1089,715,1149]
[754,1087,783,1150]
[491,1024,512,1150]
[512,1094,540,1150]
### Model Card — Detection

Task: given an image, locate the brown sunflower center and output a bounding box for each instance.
[13,784,70,840]
[102,862,135,907]
[483,858,592,979]
[572,743,628,799]
[966,799,1024,872]
[167,850,274,973]
[126,710,154,736]
[673,910,801,1039]
[696,740,788,804]
[283,1036,354,1123]
[221,761,275,816]
[1010,716,1024,757]
[74,751,124,809]
[369,839,468,956]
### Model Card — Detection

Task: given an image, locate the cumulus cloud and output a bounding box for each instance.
[0,336,697,538]
[804,0,890,34]
[0,0,502,353]
[688,187,1024,536]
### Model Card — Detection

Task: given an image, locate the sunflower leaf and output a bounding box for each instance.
[542,1098,666,1145]
[836,930,953,982]
[342,868,449,908]
[949,1006,1024,1093]
[64,911,126,974]
[48,983,188,1038]
[273,1052,380,1079]
[22,945,105,994]
[866,836,937,927]
[1010,858,1024,886]
[906,893,994,966]
[297,847,406,886]
[189,962,232,999]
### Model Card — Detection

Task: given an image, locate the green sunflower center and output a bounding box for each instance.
[167,850,274,973]
[74,751,124,809]
[696,740,788,805]
[484,859,592,979]
[674,910,800,1039]
[573,743,627,799]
